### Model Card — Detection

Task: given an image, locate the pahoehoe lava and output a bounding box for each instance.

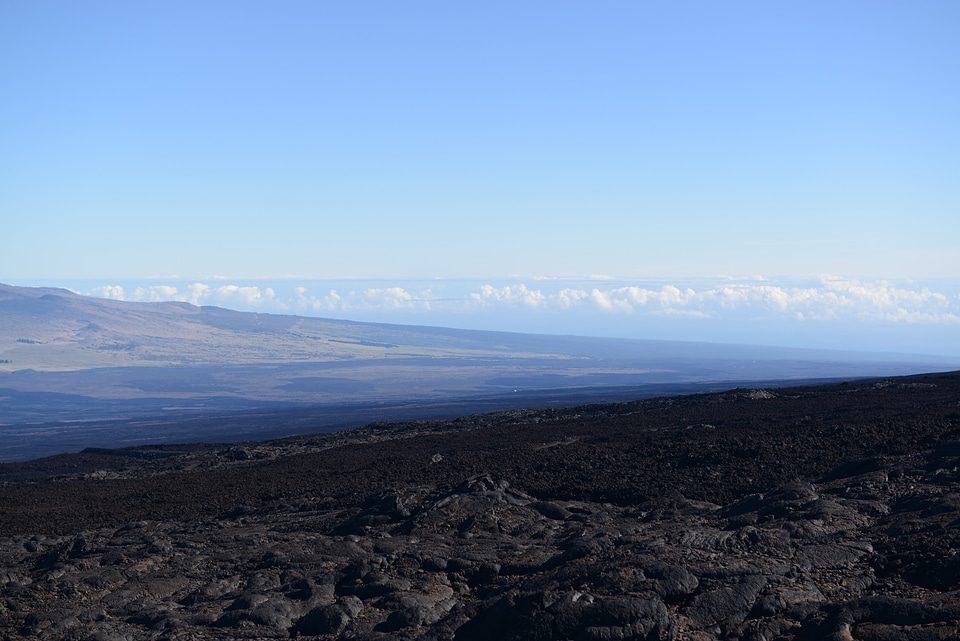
[1,371,960,639]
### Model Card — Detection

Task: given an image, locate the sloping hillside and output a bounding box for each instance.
[3,282,957,463]
[1,372,959,639]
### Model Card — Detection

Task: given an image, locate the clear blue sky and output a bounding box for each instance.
[3,1,957,280]
[2,2,959,357]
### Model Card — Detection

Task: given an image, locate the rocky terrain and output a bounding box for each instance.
[2,371,960,640]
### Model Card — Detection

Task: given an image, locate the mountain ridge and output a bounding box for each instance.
[2,282,958,462]
[3,282,954,371]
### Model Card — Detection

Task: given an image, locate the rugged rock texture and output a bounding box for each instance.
[2,372,960,639]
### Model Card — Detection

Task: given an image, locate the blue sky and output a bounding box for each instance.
[2,2,958,355]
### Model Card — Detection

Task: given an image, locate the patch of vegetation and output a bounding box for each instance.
[328,339,398,348]
[98,342,138,351]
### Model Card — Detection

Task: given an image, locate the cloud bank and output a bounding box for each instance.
[85,276,960,326]
[91,283,277,308]
[72,276,960,357]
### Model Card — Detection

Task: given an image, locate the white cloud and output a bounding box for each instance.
[556,288,589,309]
[91,285,125,300]
[206,285,276,308]
[588,288,632,313]
[523,278,960,324]
[131,285,183,303]
[293,287,341,312]
[686,278,960,324]
[184,283,209,305]
[151,285,181,301]
[363,287,416,310]
[290,286,440,313]
[470,284,547,308]
[83,276,960,327]
[572,285,704,316]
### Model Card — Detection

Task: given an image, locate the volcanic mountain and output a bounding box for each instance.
[1,282,955,461]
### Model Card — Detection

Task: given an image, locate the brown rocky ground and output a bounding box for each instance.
[1,371,960,640]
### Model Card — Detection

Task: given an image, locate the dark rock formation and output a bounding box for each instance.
[2,371,960,639]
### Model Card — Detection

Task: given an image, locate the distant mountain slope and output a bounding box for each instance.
[0,282,530,370]
[2,283,958,461]
[2,282,954,374]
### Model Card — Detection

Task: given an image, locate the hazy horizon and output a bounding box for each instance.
[7,275,960,359]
